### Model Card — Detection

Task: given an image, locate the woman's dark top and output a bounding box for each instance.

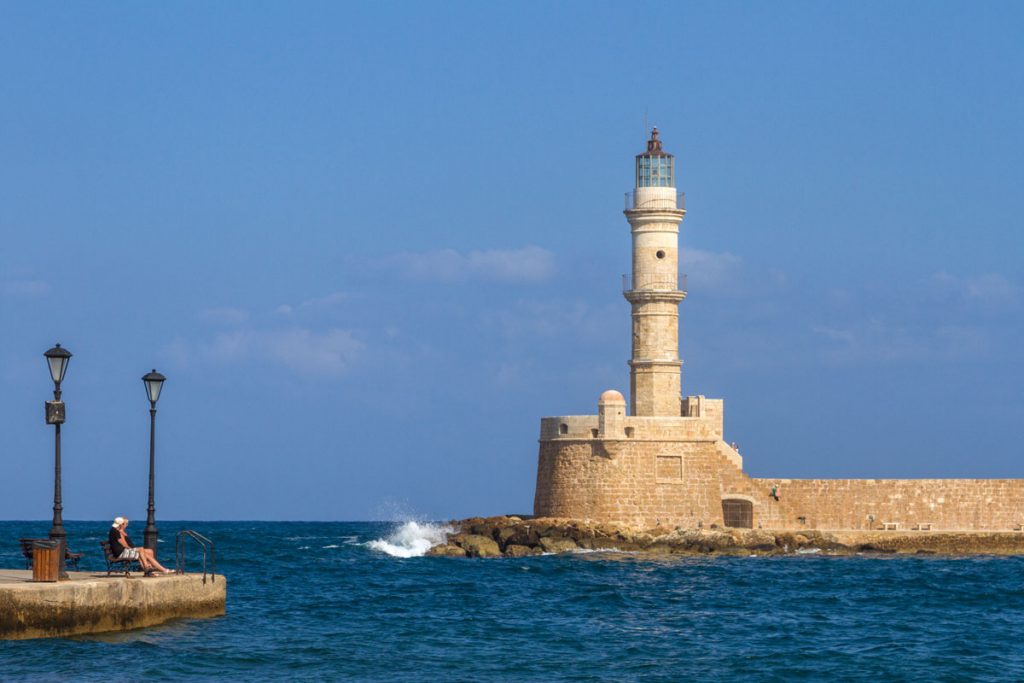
[108,527,132,556]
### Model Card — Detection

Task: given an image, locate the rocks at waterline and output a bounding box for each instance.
[450,534,501,558]
[424,516,1024,558]
[424,516,843,558]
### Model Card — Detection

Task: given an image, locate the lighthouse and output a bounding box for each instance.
[624,127,686,416]
[534,128,729,528]
[533,129,1016,534]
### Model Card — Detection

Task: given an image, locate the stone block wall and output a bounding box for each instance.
[756,478,1024,531]
[538,413,723,443]
[535,403,1024,531]
[629,362,683,417]
[534,438,724,528]
[682,397,723,437]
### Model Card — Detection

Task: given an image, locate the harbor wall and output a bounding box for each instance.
[0,571,226,640]
[757,478,1024,531]
[534,403,1024,531]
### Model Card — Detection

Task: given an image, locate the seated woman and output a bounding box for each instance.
[109,516,173,575]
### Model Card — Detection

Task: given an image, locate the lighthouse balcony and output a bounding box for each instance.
[624,190,684,211]
[622,273,687,295]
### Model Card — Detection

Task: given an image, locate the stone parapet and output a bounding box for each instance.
[540,414,723,443]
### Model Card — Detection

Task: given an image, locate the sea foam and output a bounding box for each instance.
[366,521,452,558]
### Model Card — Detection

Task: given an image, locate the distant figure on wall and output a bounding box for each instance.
[771,485,780,501]
[109,516,173,575]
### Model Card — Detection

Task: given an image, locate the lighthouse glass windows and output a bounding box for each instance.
[636,155,674,188]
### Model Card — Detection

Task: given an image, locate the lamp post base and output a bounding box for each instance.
[144,528,158,556]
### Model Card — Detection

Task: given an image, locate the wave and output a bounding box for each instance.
[366,521,452,558]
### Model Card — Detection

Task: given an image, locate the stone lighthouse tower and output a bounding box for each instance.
[624,128,686,416]
[533,129,1021,533]
[533,128,732,528]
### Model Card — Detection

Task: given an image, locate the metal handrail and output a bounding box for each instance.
[623,273,688,293]
[176,529,215,584]
[624,191,685,211]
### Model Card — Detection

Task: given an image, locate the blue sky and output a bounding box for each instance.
[2,2,1022,521]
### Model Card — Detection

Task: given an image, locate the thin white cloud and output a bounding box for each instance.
[300,292,349,308]
[198,307,250,325]
[811,319,991,364]
[388,246,555,283]
[480,299,619,342]
[1,279,49,297]
[811,320,923,363]
[934,325,991,357]
[266,292,348,320]
[207,328,364,376]
[810,324,856,347]
[928,272,1020,307]
[493,360,534,387]
[683,248,743,292]
[165,327,364,377]
[466,247,555,282]
[160,338,192,368]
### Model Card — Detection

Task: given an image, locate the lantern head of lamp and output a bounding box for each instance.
[44,343,72,388]
[142,369,166,406]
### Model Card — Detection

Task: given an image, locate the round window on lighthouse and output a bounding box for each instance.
[656,250,666,259]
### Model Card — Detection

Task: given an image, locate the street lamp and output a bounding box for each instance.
[142,369,166,552]
[43,343,71,565]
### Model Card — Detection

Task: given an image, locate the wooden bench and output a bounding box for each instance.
[880,522,900,531]
[19,538,82,570]
[101,540,142,576]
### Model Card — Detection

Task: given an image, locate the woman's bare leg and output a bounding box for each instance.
[141,549,169,573]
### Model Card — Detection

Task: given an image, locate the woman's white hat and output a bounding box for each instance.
[112,516,126,527]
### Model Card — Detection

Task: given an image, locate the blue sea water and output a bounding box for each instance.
[2,520,1024,682]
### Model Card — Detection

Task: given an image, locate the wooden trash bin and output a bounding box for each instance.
[32,540,61,582]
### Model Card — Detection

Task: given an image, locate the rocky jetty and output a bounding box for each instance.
[425,516,1024,558]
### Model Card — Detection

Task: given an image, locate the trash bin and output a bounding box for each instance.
[32,540,60,582]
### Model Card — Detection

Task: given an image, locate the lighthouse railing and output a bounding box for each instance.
[622,273,687,294]
[624,191,685,211]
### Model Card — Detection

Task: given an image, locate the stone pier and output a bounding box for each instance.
[0,569,226,640]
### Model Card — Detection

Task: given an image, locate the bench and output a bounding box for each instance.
[101,540,142,576]
[911,523,932,531]
[880,522,900,531]
[19,538,83,570]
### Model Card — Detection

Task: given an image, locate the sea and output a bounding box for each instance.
[2,520,1024,681]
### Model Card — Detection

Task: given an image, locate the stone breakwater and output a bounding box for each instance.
[425,516,1024,558]
[0,570,226,640]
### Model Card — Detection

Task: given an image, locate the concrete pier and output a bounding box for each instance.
[0,569,226,640]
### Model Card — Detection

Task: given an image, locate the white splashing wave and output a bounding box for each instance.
[366,521,452,558]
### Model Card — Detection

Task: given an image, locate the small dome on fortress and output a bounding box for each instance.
[599,389,626,404]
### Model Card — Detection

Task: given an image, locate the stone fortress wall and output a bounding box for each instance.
[755,477,1024,531]
[534,393,1024,531]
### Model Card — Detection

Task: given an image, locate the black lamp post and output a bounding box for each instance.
[142,369,166,552]
[43,343,71,564]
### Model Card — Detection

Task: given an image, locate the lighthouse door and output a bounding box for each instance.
[722,499,753,529]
